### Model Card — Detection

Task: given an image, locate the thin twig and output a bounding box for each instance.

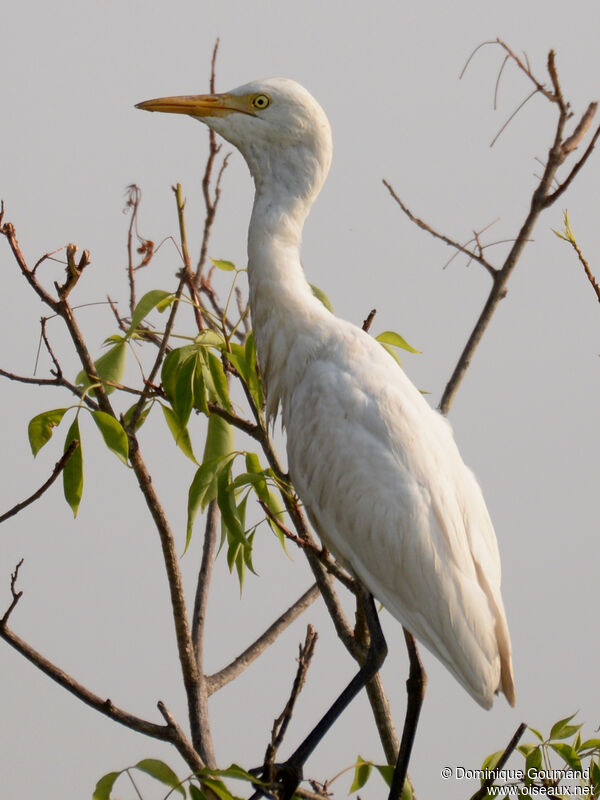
[190,500,219,767]
[0,567,205,772]
[362,309,376,332]
[259,500,355,592]
[264,626,319,771]
[1,560,24,626]
[382,182,497,276]
[469,722,527,800]
[173,183,205,332]
[0,440,79,524]
[207,585,320,694]
[545,121,600,206]
[196,39,231,282]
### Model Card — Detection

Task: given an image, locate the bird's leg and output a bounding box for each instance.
[269,588,388,800]
[387,629,427,800]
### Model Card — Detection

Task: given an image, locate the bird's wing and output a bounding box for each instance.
[284,323,514,708]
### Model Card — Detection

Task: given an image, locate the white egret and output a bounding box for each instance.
[137,78,515,797]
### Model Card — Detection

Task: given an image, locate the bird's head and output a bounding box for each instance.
[136,77,333,201]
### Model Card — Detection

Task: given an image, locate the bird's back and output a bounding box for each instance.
[282,318,515,709]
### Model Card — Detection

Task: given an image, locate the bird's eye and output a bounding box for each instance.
[251,94,271,110]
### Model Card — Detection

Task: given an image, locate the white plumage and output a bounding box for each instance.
[137,77,515,710]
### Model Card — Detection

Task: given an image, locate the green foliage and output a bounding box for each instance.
[161,405,198,463]
[28,407,69,456]
[27,404,129,516]
[126,289,174,336]
[348,756,410,798]
[210,258,236,271]
[375,330,420,367]
[92,770,121,800]
[76,339,127,395]
[63,416,83,517]
[90,411,129,465]
[479,714,600,797]
[93,760,259,800]
[309,282,333,312]
[135,758,186,796]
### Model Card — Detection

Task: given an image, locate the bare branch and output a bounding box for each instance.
[264,626,319,770]
[545,121,600,206]
[388,46,600,416]
[1,560,24,626]
[1,221,60,312]
[208,584,319,694]
[173,183,205,332]
[0,440,79,524]
[470,722,527,800]
[196,39,231,282]
[0,565,205,771]
[490,88,540,148]
[362,309,376,332]
[190,500,219,767]
[382,181,497,277]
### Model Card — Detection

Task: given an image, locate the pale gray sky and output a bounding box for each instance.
[1,1,599,798]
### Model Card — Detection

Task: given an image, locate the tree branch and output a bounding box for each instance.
[262,626,319,783]
[0,566,205,772]
[191,499,219,767]
[195,39,231,282]
[207,584,320,694]
[469,722,527,800]
[0,440,79,524]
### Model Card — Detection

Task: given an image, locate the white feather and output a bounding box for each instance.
[147,76,516,709]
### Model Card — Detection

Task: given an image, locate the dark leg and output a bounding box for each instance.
[387,629,427,800]
[270,587,388,800]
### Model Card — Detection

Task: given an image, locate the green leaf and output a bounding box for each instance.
[63,417,83,517]
[549,743,583,772]
[376,330,420,354]
[90,411,129,464]
[185,416,235,549]
[199,778,241,800]
[126,289,173,336]
[92,771,121,800]
[207,350,232,410]
[379,342,403,367]
[209,764,262,783]
[186,454,235,551]
[309,283,333,312]
[551,724,582,741]
[481,749,505,774]
[244,332,264,408]
[374,764,397,790]
[591,760,600,793]
[517,743,538,757]
[550,713,579,741]
[580,739,600,751]
[194,330,226,349]
[161,405,197,463]
[525,747,542,783]
[28,407,68,456]
[189,785,208,800]
[218,465,245,544]
[122,401,151,431]
[76,340,127,395]
[161,345,198,403]
[204,413,234,465]
[349,756,372,792]
[211,258,236,271]
[173,352,197,426]
[134,759,185,797]
[193,353,209,415]
[528,726,545,742]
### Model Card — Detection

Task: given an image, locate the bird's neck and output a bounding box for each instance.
[247,183,330,423]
